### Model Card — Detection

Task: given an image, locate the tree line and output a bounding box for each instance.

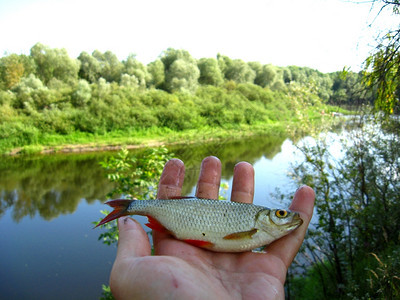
[0,43,373,104]
[0,43,370,153]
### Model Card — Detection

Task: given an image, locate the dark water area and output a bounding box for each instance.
[0,133,311,299]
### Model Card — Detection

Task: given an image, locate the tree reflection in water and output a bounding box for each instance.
[0,132,291,223]
[0,153,115,222]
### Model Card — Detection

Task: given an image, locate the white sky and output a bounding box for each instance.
[0,0,397,73]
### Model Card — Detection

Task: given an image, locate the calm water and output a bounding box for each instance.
[0,133,326,299]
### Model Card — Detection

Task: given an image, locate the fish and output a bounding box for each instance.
[95,197,303,252]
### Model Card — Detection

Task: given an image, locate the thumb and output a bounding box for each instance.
[116,217,151,259]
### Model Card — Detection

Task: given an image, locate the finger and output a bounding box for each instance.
[231,162,254,204]
[266,185,315,268]
[157,158,185,199]
[115,217,151,259]
[195,156,221,199]
[154,159,185,244]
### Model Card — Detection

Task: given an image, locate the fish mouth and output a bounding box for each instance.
[289,214,303,229]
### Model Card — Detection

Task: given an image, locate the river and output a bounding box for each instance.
[0,131,340,299]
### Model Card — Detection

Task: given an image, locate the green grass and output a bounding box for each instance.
[1,122,290,155]
[1,103,347,155]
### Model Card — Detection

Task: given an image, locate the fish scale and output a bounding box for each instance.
[96,197,303,252]
[131,199,262,233]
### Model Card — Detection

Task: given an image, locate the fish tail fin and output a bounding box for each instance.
[94,199,133,228]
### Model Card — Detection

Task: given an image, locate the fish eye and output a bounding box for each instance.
[275,210,288,218]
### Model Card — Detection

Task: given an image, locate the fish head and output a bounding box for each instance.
[255,209,303,237]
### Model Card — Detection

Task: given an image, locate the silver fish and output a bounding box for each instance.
[96,197,303,252]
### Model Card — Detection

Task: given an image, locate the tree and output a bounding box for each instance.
[224,59,255,84]
[287,115,400,299]
[288,66,307,83]
[330,71,372,106]
[30,43,80,85]
[12,74,51,110]
[147,59,165,88]
[253,64,278,88]
[92,50,123,83]
[363,0,400,114]
[160,48,200,92]
[120,74,139,89]
[0,54,25,89]
[72,79,92,107]
[0,54,34,90]
[160,48,193,71]
[165,59,200,92]
[78,51,101,83]
[216,54,231,76]
[197,58,224,86]
[282,68,292,83]
[122,54,149,88]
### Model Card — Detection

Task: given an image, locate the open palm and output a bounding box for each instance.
[109,157,315,300]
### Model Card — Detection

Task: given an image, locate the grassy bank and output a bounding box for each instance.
[0,75,348,155]
[4,122,283,155]
[4,110,343,155]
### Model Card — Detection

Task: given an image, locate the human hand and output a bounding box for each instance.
[109,156,315,300]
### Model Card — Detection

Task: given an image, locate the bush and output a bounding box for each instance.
[0,120,40,151]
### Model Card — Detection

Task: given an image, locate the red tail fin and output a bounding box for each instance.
[94,199,133,228]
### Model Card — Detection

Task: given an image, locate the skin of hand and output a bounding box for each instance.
[109,156,315,300]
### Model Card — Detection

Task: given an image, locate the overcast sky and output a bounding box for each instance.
[0,0,397,73]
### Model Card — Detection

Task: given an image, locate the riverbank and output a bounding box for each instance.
[5,114,342,155]
[6,123,283,155]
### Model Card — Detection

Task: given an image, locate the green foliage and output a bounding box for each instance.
[100,284,115,300]
[197,58,224,86]
[122,54,149,89]
[364,34,400,114]
[161,49,200,92]
[0,43,355,154]
[364,250,400,299]
[286,114,400,299]
[77,51,101,83]
[330,70,373,106]
[147,59,165,88]
[362,0,400,114]
[30,43,80,85]
[252,63,279,88]
[0,54,29,89]
[72,79,91,107]
[0,120,40,151]
[92,50,123,83]
[100,146,173,200]
[224,59,256,84]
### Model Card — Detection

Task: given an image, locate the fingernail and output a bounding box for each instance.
[160,159,184,186]
[123,217,132,225]
[201,156,221,169]
[295,185,308,193]
[119,217,137,228]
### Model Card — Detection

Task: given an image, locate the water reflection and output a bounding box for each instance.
[0,132,302,299]
[170,133,287,195]
[0,132,288,223]
[0,153,115,222]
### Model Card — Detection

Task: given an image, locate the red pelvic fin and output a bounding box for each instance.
[145,216,169,233]
[94,199,133,228]
[183,239,214,249]
[223,228,258,240]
